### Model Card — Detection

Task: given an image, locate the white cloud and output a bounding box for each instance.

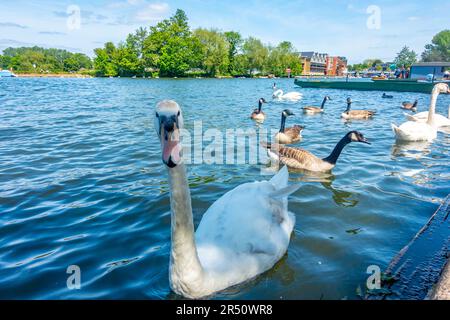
[135,2,169,22]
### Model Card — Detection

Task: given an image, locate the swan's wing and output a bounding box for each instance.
[195,167,299,282]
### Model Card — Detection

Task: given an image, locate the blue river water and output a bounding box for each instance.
[0,77,449,299]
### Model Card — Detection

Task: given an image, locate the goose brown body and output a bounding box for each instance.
[264,131,370,172]
[303,96,331,114]
[401,100,418,112]
[341,98,376,120]
[275,125,304,144]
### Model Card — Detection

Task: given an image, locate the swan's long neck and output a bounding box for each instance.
[168,163,203,284]
[427,89,439,126]
[323,136,351,165]
[279,114,287,133]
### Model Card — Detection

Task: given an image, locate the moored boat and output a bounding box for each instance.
[294,78,449,93]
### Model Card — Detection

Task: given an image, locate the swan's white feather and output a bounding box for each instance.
[194,166,297,296]
[392,121,437,142]
[273,89,302,102]
[405,111,450,127]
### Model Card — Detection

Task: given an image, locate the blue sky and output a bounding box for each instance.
[0,0,448,64]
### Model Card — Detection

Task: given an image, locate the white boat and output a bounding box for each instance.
[0,70,16,77]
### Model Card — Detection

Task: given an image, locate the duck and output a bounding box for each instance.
[341,98,376,120]
[404,105,450,128]
[302,96,332,114]
[154,100,300,299]
[273,89,302,102]
[382,93,394,99]
[401,100,418,112]
[274,109,305,144]
[263,131,370,172]
[392,83,450,142]
[250,98,267,122]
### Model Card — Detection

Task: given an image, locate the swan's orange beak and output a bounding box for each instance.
[160,118,181,168]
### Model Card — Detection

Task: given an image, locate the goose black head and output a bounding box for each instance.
[259,98,267,104]
[325,96,332,101]
[348,131,370,144]
[282,109,294,117]
[346,98,352,111]
[155,100,184,168]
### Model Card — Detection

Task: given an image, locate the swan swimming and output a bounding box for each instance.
[392,83,450,142]
[154,100,300,299]
[404,105,450,128]
[273,89,302,102]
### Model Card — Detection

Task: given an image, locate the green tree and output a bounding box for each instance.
[421,30,450,62]
[224,31,242,75]
[266,41,302,76]
[194,28,229,76]
[394,46,417,68]
[94,42,118,77]
[242,37,268,76]
[126,27,149,75]
[143,9,202,77]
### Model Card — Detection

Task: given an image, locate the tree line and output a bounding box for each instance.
[348,29,450,72]
[93,9,302,78]
[0,46,92,73]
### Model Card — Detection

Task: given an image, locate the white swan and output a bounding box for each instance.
[154,100,300,299]
[273,89,302,102]
[404,105,450,127]
[392,83,450,142]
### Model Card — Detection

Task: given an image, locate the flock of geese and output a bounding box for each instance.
[249,82,450,172]
[154,82,450,299]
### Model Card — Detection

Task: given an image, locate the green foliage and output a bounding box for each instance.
[394,46,417,68]
[1,46,92,73]
[266,41,303,77]
[421,30,450,62]
[194,28,229,77]
[224,31,243,75]
[241,37,269,75]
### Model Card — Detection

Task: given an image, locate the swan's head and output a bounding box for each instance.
[282,109,294,117]
[155,100,184,168]
[348,131,370,144]
[433,83,450,94]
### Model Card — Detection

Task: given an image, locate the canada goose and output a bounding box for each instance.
[341,98,376,120]
[263,131,370,172]
[274,109,305,144]
[250,98,267,122]
[382,93,394,99]
[155,100,300,298]
[302,96,331,114]
[405,105,450,127]
[273,89,302,102]
[392,83,450,141]
[401,100,418,112]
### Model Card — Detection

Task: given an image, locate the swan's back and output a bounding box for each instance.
[195,167,297,291]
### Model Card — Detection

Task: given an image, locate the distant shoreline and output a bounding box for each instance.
[15,73,93,78]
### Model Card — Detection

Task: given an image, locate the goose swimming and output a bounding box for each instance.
[263,131,370,172]
[302,96,331,114]
[250,98,267,122]
[155,100,300,299]
[341,98,376,120]
[392,83,450,141]
[274,109,304,144]
[401,100,418,112]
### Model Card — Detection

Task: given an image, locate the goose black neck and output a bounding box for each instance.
[413,100,418,107]
[258,101,263,113]
[323,135,351,165]
[321,98,327,109]
[346,102,351,112]
[279,114,287,133]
